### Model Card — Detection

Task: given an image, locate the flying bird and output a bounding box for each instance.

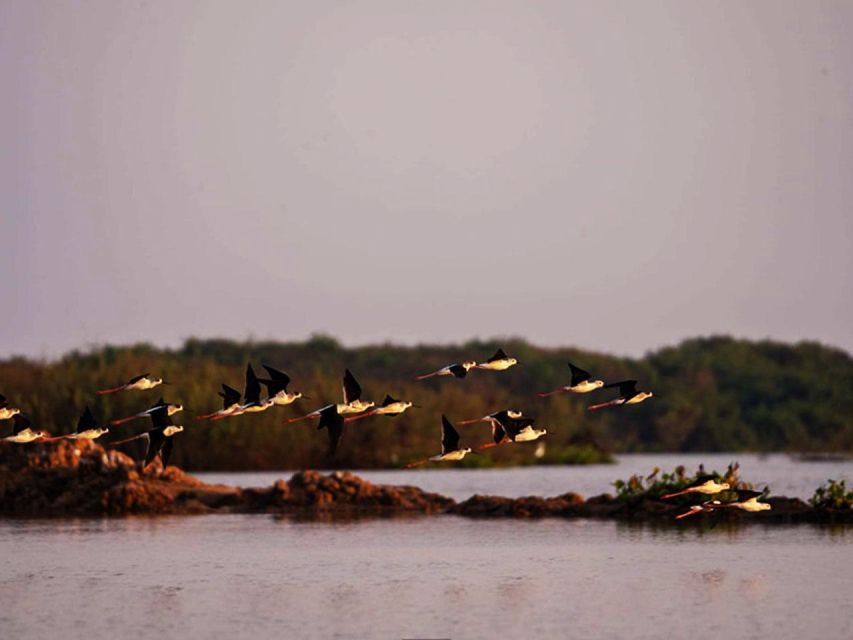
[194,384,243,421]
[234,364,275,414]
[537,362,605,397]
[142,407,185,468]
[345,395,417,422]
[457,409,524,426]
[587,380,653,411]
[315,404,345,456]
[479,415,546,449]
[97,373,167,395]
[110,397,184,426]
[258,364,305,406]
[0,393,21,421]
[675,490,771,519]
[287,370,373,423]
[2,414,49,443]
[475,348,518,372]
[405,415,474,467]
[415,361,477,380]
[65,406,109,440]
[661,474,731,500]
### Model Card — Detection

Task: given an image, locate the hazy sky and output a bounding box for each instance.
[2,1,851,359]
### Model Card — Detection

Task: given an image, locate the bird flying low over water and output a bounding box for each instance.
[97,373,167,395]
[234,364,275,415]
[587,380,653,411]
[344,395,418,422]
[258,364,305,406]
[480,415,546,449]
[415,361,478,380]
[195,384,243,421]
[287,370,373,423]
[675,490,771,519]
[2,414,49,443]
[0,393,21,421]
[110,398,184,426]
[405,415,474,467]
[142,410,185,468]
[538,362,605,397]
[661,474,731,500]
[65,406,109,440]
[475,348,518,372]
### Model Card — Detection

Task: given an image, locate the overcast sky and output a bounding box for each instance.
[2,1,851,359]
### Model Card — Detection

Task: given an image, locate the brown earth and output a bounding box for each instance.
[1,440,850,523]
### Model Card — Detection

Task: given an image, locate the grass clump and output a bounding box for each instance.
[810,479,853,510]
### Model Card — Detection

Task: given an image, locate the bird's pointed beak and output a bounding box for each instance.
[411,404,423,409]
[301,395,311,400]
[162,381,172,385]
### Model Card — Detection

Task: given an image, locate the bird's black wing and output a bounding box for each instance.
[381,395,398,407]
[500,417,536,440]
[128,373,149,385]
[149,406,172,430]
[689,474,718,487]
[77,406,98,432]
[487,348,508,363]
[318,408,344,455]
[342,369,362,404]
[449,364,468,378]
[12,414,31,435]
[244,364,261,404]
[262,364,291,389]
[144,429,166,467]
[161,436,175,468]
[258,378,286,396]
[0,393,7,408]
[492,421,506,444]
[568,362,592,386]
[440,415,461,454]
[219,384,242,409]
[603,380,638,396]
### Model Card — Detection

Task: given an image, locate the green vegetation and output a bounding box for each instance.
[0,335,851,471]
[810,480,853,510]
[611,463,748,503]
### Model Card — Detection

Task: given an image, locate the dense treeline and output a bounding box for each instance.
[1,335,851,470]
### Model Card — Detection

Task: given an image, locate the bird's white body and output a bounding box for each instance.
[512,426,547,443]
[69,428,109,440]
[440,362,477,376]
[165,405,184,416]
[0,407,21,420]
[163,426,184,437]
[429,448,472,462]
[731,497,772,513]
[373,401,413,416]
[476,358,517,371]
[565,380,604,394]
[337,400,374,415]
[268,391,302,407]
[625,392,654,405]
[240,399,275,414]
[127,377,164,391]
[3,429,48,443]
[689,480,730,495]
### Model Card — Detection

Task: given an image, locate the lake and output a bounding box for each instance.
[1,454,851,639]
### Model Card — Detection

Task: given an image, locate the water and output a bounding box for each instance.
[196,453,852,501]
[2,455,851,639]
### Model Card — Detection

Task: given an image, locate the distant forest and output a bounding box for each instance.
[1,336,851,470]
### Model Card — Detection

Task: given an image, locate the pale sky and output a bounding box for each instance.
[2,1,852,358]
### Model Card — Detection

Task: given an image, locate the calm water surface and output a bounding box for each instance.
[1,517,851,639]
[2,455,851,639]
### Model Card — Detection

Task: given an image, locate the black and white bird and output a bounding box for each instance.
[661,474,731,500]
[475,348,518,372]
[457,409,524,426]
[415,361,477,380]
[195,384,243,421]
[480,415,546,449]
[2,414,48,443]
[675,490,771,519]
[537,362,605,397]
[287,370,373,423]
[587,380,653,411]
[234,364,275,415]
[405,415,473,467]
[258,364,304,406]
[110,397,184,426]
[142,407,185,468]
[65,406,109,440]
[0,393,21,421]
[345,395,417,422]
[97,373,167,395]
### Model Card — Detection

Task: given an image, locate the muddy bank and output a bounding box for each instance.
[1,441,850,523]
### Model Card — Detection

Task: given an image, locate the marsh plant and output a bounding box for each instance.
[612,463,748,503]
[810,479,853,510]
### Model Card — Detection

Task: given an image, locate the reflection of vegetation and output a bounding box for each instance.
[0,335,851,471]
[810,480,853,510]
[612,463,747,503]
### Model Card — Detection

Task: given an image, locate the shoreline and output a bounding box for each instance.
[2,441,851,524]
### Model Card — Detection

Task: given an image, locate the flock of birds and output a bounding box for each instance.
[0,347,769,518]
